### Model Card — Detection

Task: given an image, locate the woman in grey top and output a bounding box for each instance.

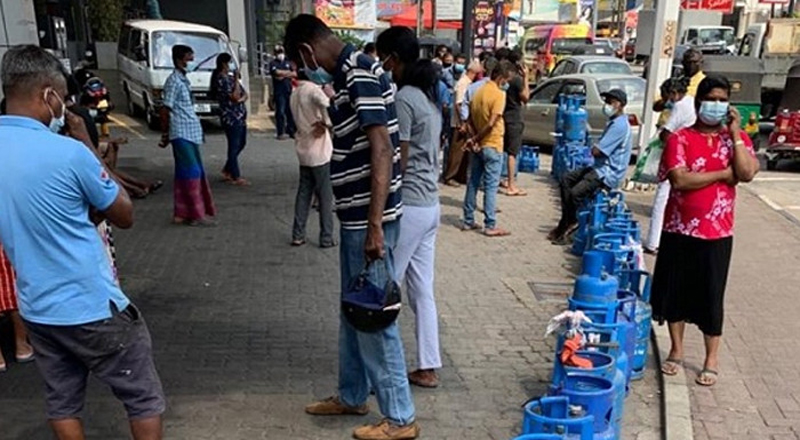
[378,27,443,388]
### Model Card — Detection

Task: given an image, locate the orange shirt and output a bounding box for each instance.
[470,80,506,152]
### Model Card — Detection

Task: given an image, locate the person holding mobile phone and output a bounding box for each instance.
[652,75,759,387]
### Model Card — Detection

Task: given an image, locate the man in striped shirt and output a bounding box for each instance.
[285,15,419,440]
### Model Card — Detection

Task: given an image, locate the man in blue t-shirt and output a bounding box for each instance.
[549,89,632,244]
[0,46,165,439]
[269,45,297,139]
[284,15,419,440]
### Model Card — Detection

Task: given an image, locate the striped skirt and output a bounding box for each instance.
[0,245,17,313]
[172,138,217,220]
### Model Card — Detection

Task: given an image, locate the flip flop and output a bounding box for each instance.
[660,358,683,376]
[695,369,719,387]
[484,228,511,237]
[291,239,306,247]
[505,189,528,197]
[15,352,35,363]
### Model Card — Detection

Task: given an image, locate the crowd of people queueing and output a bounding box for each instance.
[0,18,761,440]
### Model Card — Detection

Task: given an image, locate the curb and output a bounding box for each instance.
[652,323,694,440]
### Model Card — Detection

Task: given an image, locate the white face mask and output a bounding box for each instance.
[276,53,285,62]
[88,109,98,119]
[45,89,66,133]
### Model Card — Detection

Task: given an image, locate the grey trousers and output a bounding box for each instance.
[292,163,335,245]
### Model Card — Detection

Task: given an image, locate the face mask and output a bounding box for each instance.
[44,89,66,133]
[500,82,510,92]
[88,109,98,119]
[301,44,333,86]
[603,103,616,117]
[664,101,674,110]
[276,53,285,62]
[385,70,393,82]
[443,63,452,69]
[454,63,466,73]
[698,100,729,126]
[186,60,197,72]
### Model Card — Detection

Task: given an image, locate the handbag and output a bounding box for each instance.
[341,259,402,333]
[631,136,664,184]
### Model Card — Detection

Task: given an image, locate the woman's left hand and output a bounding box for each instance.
[727,105,742,133]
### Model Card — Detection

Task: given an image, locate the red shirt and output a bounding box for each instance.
[659,127,756,240]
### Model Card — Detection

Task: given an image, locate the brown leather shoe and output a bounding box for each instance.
[305,396,369,416]
[353,419,420,440]
[408,369,439,388]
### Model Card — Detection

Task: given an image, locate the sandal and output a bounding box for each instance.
[484,227,511,237]
[291,239,306,247]
[660,358,683,376]
[695,369,718,387]
[505,188,528,197]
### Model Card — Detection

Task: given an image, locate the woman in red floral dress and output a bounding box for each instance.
[652,75,760,387]
[0,244,35,372]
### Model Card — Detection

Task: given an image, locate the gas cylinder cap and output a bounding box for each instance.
[568,404,585,417]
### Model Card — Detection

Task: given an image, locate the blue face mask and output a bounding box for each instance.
[603,103,616,118]
[301,45,333,85]
[500,82,510,92]
[698,100,729,126]
[454,63,466,73]
[664,101,675,110]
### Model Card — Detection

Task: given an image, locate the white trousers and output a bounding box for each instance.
[393,203,442,370]
[645,180,671,251]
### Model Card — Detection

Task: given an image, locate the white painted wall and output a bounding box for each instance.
[227,0,251,114]
[0,0,38,100]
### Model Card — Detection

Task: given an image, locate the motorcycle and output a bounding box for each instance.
[74,67,114,137]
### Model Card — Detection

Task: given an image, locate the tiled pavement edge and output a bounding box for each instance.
[0,131,660,439]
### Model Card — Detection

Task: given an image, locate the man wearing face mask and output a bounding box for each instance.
[284,15,419,440]
[269,45,297,140]
[0,45,165,440]
[452,53,467,81]
[461,60,515,237]
[549,89,633,244]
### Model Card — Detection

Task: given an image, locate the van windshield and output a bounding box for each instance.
[152,31,233,70]
[552,38,593,54]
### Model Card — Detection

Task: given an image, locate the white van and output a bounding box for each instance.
[118,19,245,129]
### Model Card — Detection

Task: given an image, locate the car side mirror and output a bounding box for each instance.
[231,40,248,63]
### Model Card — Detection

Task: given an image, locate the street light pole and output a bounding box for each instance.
[417,0,424,37]
[461,0,474,58]
[640,0,681,150]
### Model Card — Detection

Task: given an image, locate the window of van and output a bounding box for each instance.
[525,38,547,54]
[597,78,646,103]
[119,26,132,57]
[552,38,593,55]
[151,31,234,71]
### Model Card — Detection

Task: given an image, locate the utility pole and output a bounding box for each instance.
[432,0,437,33]
[417,0,423,37]
[640,0,681,149]
[461,0,474,58]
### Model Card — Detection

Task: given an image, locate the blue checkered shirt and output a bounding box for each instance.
[163,70,203,145]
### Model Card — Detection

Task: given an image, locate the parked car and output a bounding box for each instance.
[549,56,633,78]
[118,19,247,129]
[569,44,616,56]
[523,73,645,151]
[595,38,624,58]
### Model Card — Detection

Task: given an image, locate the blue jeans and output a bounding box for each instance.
[338,221,415,426]
[223,124,247,179]
[463,147,503,230]
[273,91,296,137]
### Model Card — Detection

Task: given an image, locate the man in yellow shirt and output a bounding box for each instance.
[461,60,514,237]
[682,48,705,97]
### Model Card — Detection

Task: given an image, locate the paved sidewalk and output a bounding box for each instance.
[0,131,659,439]
[625,183,800,440]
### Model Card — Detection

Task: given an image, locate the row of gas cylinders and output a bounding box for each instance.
[513,192,653,440]
[552,95,593,182]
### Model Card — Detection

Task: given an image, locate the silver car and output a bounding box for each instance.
[549,56,633,78]
[522,73,645,151]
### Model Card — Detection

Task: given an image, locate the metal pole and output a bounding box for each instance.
[461,0,474,59]
[417,0,424,37]
[640,0,681,151]
[592,0,599,37]
[432,0,437,33]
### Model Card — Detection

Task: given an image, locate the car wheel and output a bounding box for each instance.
[125,89,137,116]
[767,159,778,171]
[144,99,160,131]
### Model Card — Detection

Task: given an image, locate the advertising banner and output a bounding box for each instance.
[315,0,376,28]
[680,0,734,13]
[521,0,560,22]
[377,0,413,18]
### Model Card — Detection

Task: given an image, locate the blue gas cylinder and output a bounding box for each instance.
[523,396,594,440]
[512,435,565,440]
[571,210,591,256]
[551,350,616,394]
[631,300,653,380]
[582,324,627,433]
[565,105,588,142]
[556,375,615,435]
[572,251,618,304]
[519,146,540,173]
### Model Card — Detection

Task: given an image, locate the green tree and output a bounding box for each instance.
[335,30,365,49]
[87,0,126,42]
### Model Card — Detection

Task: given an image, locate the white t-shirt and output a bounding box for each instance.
[663,95,696,133]
[290,81,333,167]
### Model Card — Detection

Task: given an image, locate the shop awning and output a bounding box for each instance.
[387,0,463,30]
